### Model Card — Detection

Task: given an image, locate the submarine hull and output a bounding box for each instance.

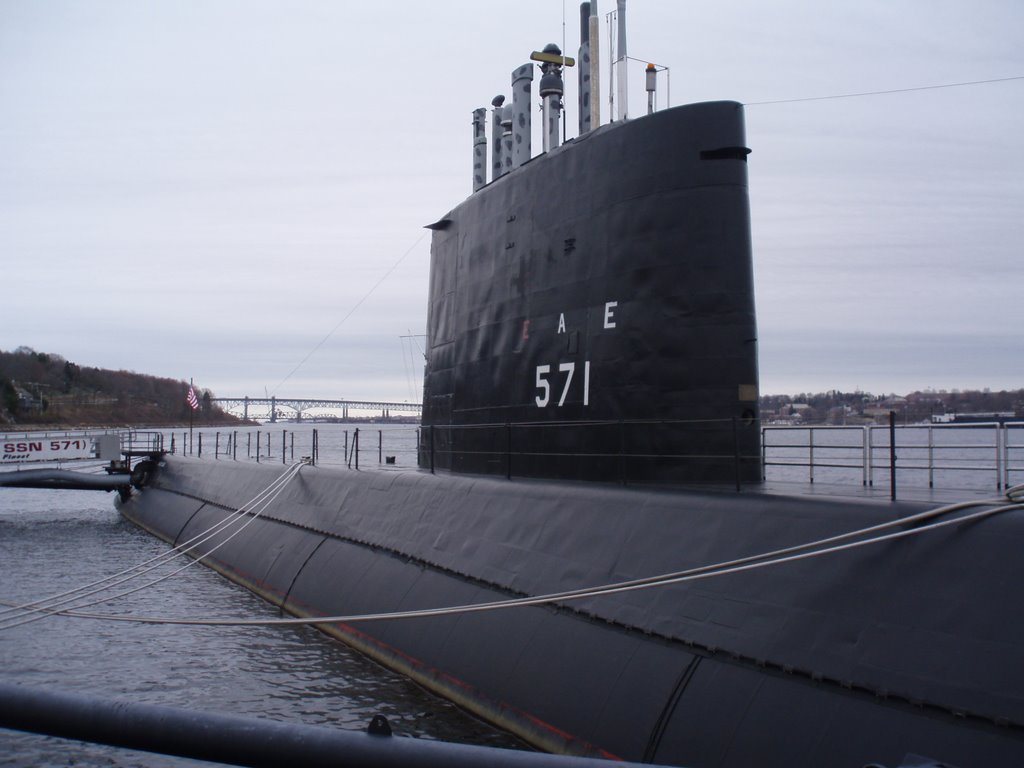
[122,456,1024,766]
[120,99,1024,765]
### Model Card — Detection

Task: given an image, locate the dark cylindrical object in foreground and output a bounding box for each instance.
[0,682,665,768]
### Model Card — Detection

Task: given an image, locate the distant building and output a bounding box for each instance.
[14,385,43,412]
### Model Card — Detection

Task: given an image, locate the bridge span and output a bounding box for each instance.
[212,397,421,423]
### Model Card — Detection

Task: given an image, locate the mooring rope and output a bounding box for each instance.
[0,460,303,619]
[0,461,306,631]
[7,485,1021,629]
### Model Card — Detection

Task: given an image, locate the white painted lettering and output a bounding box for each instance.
[604,301,617,329]
[535,365,551,407]
[533,360,592,408]
[1,435,96,463]
[557,362,575,406]
[557,313,566,334]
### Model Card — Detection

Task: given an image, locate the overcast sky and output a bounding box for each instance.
[2,0,1021,403]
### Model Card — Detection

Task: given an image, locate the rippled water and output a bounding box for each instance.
[0,479,522,766]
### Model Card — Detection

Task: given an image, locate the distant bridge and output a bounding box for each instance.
[212,397,421,423]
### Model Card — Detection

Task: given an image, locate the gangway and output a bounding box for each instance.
[0,431,165,497]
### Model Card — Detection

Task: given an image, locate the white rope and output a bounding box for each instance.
[0,461,305,631]
[0,461,303,630]
[11,485,1022,628]
[0,460,302,621]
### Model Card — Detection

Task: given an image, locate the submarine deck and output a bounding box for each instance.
[120,455,1024,765]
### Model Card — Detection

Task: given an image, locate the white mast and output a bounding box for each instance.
[616,0,627,121]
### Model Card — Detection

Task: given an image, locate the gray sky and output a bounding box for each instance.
[2,0,1021,402]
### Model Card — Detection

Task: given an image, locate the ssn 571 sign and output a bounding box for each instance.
[2,437,97,463]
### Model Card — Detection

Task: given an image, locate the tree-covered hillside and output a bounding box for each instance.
[0,347,241,427]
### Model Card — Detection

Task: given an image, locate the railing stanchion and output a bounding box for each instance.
[867,426,874,487]
[506,423,512,480]
[430,426,436,474]
[1002,424,1010,490]
[619,420,626,485]
[808,426,814,484]
[995,423,1003,491]
[862,426,868,486]
[760,425,766,482]
[889,411,897,501]
[733,417,741,492]
[927,424,934,488]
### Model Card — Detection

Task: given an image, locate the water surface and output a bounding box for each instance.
[0,479,522,766]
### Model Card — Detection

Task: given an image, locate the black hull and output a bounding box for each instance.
[122,457,1024,766]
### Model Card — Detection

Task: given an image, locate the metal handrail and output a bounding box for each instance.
[762,420,1023,492]
[135,418,1024,497]
[419,417,760,490]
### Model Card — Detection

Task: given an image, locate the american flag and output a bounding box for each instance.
[186,386,199,410]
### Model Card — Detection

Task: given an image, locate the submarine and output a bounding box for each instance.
[120,3,1024,766]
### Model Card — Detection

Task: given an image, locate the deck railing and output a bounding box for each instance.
[156,417,1024,497]
[165,419,762,488]
[762,420,1024,492]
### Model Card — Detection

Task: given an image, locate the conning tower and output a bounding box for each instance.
[422,2,759,485]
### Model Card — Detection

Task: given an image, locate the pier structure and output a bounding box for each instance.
[212,397,421,423]
[0,431,165,495]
